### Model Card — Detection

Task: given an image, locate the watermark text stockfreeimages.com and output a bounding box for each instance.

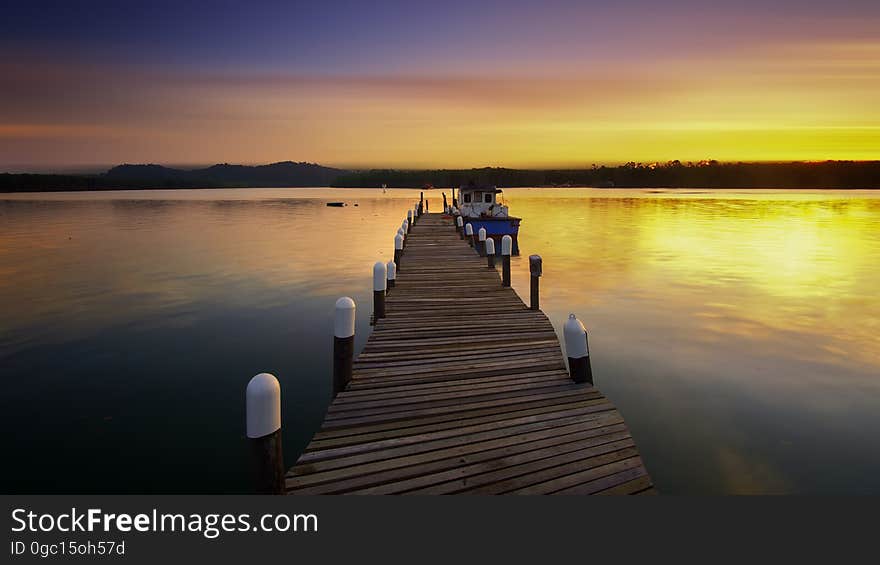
[11,508,318,540]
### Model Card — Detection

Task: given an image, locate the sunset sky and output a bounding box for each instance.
[2,0,879,169]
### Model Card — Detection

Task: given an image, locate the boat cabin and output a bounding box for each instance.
[458,185,509,218]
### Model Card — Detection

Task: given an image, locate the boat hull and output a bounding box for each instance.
[462,216,521,255]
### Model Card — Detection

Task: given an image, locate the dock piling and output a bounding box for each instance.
[456,215,463,237]
[486,237,496,268]
[333,297,356,395]
[501,234,512,287]
[478,227,487,257]
[386,260,396,290]
[373,261,387,319]
[246,373,284,494]
[564,313,593,384]
[394,233,404,271]
[465,223,474,247]
[529,255,542,310]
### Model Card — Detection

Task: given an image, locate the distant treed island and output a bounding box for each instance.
[2,160,879,192]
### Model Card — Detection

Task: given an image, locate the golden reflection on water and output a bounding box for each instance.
[509,189,880,370]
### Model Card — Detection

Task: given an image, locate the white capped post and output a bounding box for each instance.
[246,372,284,494]
[333,297,356,395]
[501,234,512,287]
[406,209,413,227]
[465,223,474,247]
[456,215,464,238]
[478,227,487,257]
[386,259,397,290]
[373,261,387,320]
[485,237,496,268]
[394,233,404,271]
[403,218,409,235]
[564,313,593,384]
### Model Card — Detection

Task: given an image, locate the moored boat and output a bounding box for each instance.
[456,184,521,255]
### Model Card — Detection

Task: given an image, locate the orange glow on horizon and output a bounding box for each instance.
[1,38,878,168]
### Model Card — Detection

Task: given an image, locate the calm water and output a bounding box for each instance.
[1,188,878,494]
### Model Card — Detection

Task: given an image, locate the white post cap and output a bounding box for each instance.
[465,223,473,236]
[373,261,387,291]
[501,234,513,255]
[246,373,281,438]
[386,260,397,280]
[563,313,589,359]
[397,227,405,238]
[456,216,463,227]
[394,233,404,250]
[485,237,495,255]
[407,209,413,220]
[478,227,487,241]
[334,296,356,338]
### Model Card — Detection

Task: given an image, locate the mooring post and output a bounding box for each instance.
[419,192,424,215]
[456,215,464,237]
[564,313,593,384]
[397,227,405,251]
[246,373,284,494]
[529,254,542,310]
[406,210,412,231]
[486,237,496,268]
[465,223,474,247]
[478,227,487,257]
[373,261,387,320]
[386,260,396,290]
[501,235,512,287]
[333,297,355,395]
[394,233,404,271]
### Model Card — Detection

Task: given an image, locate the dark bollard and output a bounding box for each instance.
[486,238,496,268]
[529,255,542,310]
[333,297,356,395]
[246,373,285,494]
[501,235,512,287]
[564,314,593,384]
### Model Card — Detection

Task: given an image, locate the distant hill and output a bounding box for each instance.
[105,161,346,187]
[2,160,879,192]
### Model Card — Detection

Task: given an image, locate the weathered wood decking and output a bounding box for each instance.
[286,213,653,494]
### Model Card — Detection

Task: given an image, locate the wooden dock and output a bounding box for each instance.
[286,213,653,495]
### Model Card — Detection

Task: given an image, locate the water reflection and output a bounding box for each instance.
[506,189,880,493]
[1,188,878,493]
